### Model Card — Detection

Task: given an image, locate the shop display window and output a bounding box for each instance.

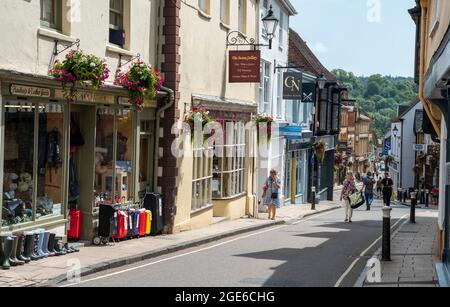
[192,146,213,211]
[212,121,246,199]
[2,102,35,226]
[37,103,65,219]
[94,108,134,207]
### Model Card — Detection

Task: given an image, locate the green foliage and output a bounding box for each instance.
[332,69,418,138]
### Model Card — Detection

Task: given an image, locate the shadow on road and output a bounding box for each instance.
[235,218,401,287]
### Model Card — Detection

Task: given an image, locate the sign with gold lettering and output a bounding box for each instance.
[55,89,115,104]
[10,84,51,98]
[229,50,261,83]
[282,72,303,100]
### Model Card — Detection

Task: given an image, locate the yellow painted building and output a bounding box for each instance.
[409,0,450,281]
[171,0,260,232]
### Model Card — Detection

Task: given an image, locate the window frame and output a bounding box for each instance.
[220,0,230,25]
[40,0,63,32]
[110,0,124,31]
[1,100,69,229]
[198,0,210,15]
[212,121,246,200]
[238,0,247,34]
[192,143,213,212]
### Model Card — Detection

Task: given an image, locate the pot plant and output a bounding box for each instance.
[184,107,214,143]
[255,114,274,144]
[49,50,110,101]
[115,61,164,110]
[313,140,327,162]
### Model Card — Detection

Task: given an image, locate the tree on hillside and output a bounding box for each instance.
[332,69,418,138]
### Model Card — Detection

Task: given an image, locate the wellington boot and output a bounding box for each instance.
[16,234,30,263]
[9,236,25,266]
[1,236,14,270]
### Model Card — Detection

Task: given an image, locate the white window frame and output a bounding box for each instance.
[238,0,246,34]
[276,70,283,119]
[192,144,213,212]
[278,12,284,49]
[220,0,230,25]
[212,121,246,200]
[110,0,124,31]
[260,61,272,114]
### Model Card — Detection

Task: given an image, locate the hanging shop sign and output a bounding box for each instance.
[280,125,303,140]
[414,144,427,152]
[55,89,115,104]
[229,50,261,83]
[282,72,303,100]
[10,84,51,98]
[301,83,316,103]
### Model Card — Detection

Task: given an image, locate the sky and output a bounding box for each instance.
[289,0,417,77]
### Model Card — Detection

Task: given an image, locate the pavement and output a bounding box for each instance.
[0,191,343,287]
[360,210,440,287]
[60,200,410,287]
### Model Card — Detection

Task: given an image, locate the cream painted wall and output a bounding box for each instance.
[173,0,259,228]
[0,0,160,83]
[423,0,450,71]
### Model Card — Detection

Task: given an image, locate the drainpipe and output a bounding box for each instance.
[153,86,175,192]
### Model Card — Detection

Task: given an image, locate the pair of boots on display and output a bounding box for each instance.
[0,230,79,270]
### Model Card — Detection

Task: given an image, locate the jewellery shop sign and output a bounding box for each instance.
[229,50,261,83]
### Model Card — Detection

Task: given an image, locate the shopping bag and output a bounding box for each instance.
[348,190,366,209]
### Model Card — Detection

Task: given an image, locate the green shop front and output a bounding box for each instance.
[0,72,160,241]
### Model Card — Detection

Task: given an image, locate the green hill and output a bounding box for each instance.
[332,69,419,138]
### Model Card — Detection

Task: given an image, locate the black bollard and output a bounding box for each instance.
[410,192,417,224]
[382,206,392,262]
[311,186,316,211]
[425,190,429,208]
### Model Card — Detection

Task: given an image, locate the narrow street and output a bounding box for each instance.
[64,200,409,287]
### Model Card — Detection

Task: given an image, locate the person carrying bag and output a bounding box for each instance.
[261,169,282,221]
[341,172,357,223]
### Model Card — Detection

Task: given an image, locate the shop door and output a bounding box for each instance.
[284,153,292,204]
[138,119,155,199]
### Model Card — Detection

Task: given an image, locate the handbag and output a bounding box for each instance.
[348,190,365,209]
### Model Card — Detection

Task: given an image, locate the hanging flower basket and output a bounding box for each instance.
[184,107,214,143]
[313,140,327,162]
[49,50,109,101]
[115,61,164,110]
[255,114,274,144]
[413,164,423,175]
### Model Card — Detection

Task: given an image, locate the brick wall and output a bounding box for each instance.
[159,0,181,234]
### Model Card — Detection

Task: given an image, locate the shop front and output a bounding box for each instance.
[0,73,162,242]
[283,142,309,205]
[191,95,257,221]
[281,125,312,205]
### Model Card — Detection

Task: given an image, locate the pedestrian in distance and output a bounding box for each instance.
[381,172,394,207]
[341,172,356,223]
[262,169,282,221]
[363,172,376,211]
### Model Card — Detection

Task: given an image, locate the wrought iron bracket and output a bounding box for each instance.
[118,53,141,69]
[226,31,269,50]
[52,39,80,57]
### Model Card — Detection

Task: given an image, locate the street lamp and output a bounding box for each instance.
[393,126,398,138]
[317,73,327,90]
[262,5,279,50]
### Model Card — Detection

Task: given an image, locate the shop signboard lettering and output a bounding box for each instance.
[229,50,261,83]
[55,89,115,104]
[283,72,302,100]
[10,84,51,98]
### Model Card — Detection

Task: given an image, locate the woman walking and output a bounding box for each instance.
[341,172,356,223]
[262,169,282,220]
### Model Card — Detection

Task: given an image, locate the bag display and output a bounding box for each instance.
[348,190,366,209]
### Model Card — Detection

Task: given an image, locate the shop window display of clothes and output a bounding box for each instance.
[2,106,35,226]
